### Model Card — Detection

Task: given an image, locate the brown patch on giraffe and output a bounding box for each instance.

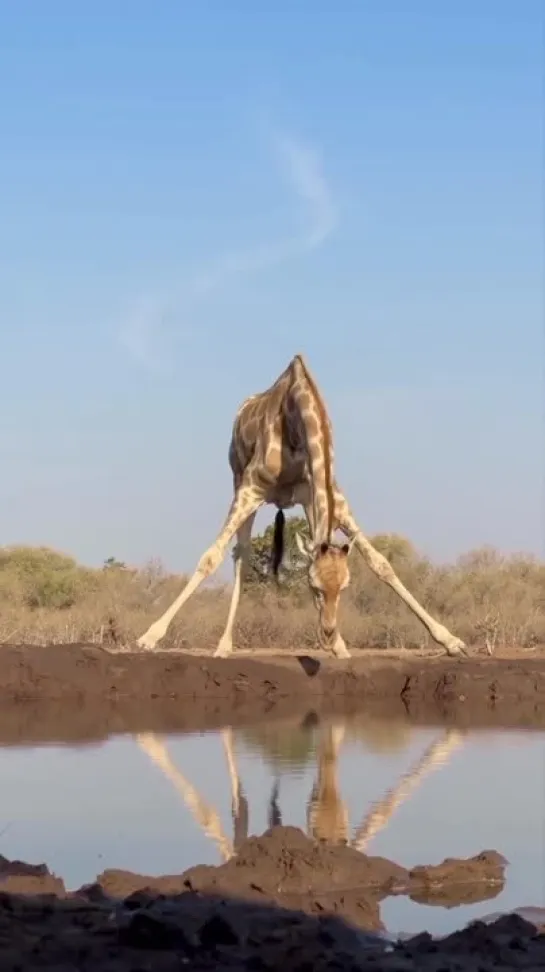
[308,440,325,465]
[242,417,258,442]
[264,444,282,479]
[294,355,335,542]
[305,413,321,439]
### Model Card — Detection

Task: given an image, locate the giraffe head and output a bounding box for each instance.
[295,533,356,651]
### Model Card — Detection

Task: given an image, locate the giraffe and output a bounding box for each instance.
[135,720,465,863]
[137,354,466,658]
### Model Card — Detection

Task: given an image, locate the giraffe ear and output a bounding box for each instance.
[341,535,357,557]
[295,531,313,561]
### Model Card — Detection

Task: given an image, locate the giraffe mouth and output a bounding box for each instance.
[320,623,337,646]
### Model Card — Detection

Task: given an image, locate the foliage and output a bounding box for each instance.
[239,718,317,772]
[103,556,127,570]
[0,516,543,653]
[246,515,309,587]
[0,546,95,610]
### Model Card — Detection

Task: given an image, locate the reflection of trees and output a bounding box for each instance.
[337,717,412,755]
[238,712,413,771]
[237,718,317,774]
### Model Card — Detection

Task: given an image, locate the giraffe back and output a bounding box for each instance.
[229,361,306,492]
[228,355,335,509]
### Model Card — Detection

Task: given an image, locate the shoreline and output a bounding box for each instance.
[0,646,543,742]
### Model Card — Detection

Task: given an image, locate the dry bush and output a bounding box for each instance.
[0,529,543,654]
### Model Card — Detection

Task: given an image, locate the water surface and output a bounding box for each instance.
[0,718,542,937]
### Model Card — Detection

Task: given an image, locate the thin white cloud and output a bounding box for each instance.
[117,294,170,374]
[118,128,339,370]
[272,130,338,248]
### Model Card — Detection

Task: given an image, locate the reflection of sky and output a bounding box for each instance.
[0,727,542,936]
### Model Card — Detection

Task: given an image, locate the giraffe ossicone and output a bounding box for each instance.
[136,354,466,658]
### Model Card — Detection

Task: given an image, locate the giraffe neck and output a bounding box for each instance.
[292,356,334,545]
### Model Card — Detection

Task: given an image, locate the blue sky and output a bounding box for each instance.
[0,1,542,571]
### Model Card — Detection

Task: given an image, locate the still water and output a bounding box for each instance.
[0,717,543,937]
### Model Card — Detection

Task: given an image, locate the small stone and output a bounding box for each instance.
[118,910,193,952]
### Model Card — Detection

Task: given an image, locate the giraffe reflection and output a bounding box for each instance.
[136,719,466,859]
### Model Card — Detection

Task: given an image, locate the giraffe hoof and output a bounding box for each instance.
[331,637,351,660]
[214,641,234,658]
[445,638,467,657]
[136,632,160,651]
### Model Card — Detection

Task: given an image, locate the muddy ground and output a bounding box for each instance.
[0,826,542,970]
[0,644,544,745]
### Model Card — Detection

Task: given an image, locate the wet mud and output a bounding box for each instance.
[0,644,544,744]
[0,827,542,971]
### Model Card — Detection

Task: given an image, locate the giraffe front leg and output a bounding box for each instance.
[222,727,249,852]
[136,485,263,652]
[214,513,256,658]
[334,489,466,657]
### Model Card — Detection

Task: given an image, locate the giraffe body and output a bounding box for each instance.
[136,354,466,658]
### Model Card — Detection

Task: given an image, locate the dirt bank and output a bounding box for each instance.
[0,645,544,744]
[0,827,542,971]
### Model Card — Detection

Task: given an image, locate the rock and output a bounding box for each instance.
[117,908,194,952]
[199,913,240,949]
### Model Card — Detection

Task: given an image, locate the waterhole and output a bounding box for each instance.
[0,714,542,937]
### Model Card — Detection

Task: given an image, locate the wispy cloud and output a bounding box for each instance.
[118,128,339,370]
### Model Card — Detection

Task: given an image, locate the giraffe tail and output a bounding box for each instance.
[271,509,285,577]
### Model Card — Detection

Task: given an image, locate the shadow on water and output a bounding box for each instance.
[295,654,321,677]
[3,882,545,969]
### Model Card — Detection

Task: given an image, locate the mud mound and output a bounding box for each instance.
[0,826,507,933]
[0,831,540,971]
[0,646,544,743]
[94,827,506,933]
[0,855,65,898]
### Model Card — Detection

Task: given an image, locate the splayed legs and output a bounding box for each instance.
[334,489,466,657]
[136,485,263,651]
[214,513,256,658]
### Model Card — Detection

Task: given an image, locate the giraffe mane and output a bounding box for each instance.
[294,354,334,543]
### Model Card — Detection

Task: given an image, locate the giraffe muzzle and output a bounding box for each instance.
[321,623,336,644]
